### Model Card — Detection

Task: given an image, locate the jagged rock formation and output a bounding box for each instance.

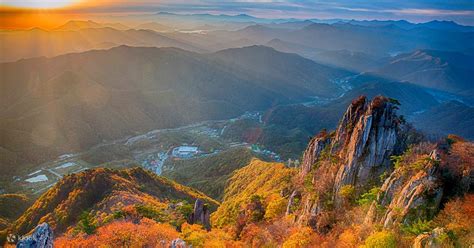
[296,96,403,231]
[332,96,399,197]
[365,137,474,231]
[16,223,53,248]
[413,227,447,248]
[301,131,332,176]
[191,199,211,230]
[365,147,443,227]
[286,190,301,215]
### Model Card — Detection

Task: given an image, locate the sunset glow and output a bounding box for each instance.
[1,0,80,9]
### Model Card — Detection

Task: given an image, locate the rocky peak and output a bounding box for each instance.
[332,95,368,148]
[16,223,53,248]
[333,96,400,199]
[300,95,401,193]
[299,96,369,178]
[296,96,402,230]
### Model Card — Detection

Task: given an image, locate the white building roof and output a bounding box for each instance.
[176,146,198,152]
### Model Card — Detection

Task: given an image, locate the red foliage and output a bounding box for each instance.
[55,218,178,248]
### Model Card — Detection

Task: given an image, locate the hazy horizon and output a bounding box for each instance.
[1,0,474,29]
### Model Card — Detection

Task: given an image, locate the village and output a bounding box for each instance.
[12,111,285,195]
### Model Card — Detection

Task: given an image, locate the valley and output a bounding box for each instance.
[3,111,283,197]
[3,66,472,198]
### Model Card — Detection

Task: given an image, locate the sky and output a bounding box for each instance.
[1,0,473,29]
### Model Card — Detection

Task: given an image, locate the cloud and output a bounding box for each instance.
[2,0,473,25]
[393,8,474,16]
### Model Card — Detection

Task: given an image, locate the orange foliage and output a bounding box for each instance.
[336,227,361,248]
[282,227,325,248]
[442,140,474,176]
[435,194,474,245]
[180,223,244,248]
[55,218,178,248]
[240,223,276,247]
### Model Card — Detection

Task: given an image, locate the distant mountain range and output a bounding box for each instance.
[0,45,349,173]
[411,101,474,139]
[0,26,203,62]
[54,20,129,31]
[371,50,474,94]
[2,18,473,63]
[134,22,174,32]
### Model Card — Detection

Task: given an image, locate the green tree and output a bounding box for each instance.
[77,211,97,235]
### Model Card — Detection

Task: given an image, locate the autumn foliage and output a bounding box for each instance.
[5,135,474,248]
[55,218,178,248]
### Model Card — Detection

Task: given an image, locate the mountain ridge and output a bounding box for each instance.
[0,45,349,176]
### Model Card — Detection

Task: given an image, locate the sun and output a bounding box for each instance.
[1,0,79,9]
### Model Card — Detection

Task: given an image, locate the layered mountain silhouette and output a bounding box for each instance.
[54,20,129,31]
[411,101,474,139]
[0,45,349,173]
[0,27,202,62]
[4,19,473,64]
[371,50,474,94]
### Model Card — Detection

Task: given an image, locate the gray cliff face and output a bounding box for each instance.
[192,199,211,230]
[300,133,332,176]
[16,223,53,248]
[296,96,402,231]
[365,149,443,228]
[333,96,399,200]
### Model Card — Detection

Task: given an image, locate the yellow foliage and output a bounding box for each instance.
[211,159,296,227]
[180,223,208,247]
[282,227,318,248]
[264,194,287,220]
[180,223,243,248]
[361,230,396,248]
[339,185,355,199]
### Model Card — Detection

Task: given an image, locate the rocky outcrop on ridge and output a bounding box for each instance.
[191,199,211,230]
[300,130,332,176]
[16,223,53,248]
[365,147,443,228]
[413,227,448,248]
[364,137,473,230]
[296,96,403,231]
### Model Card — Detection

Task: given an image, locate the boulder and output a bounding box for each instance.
[413,228,447,248]
[191,199,211,230]
[16,223,53,248]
